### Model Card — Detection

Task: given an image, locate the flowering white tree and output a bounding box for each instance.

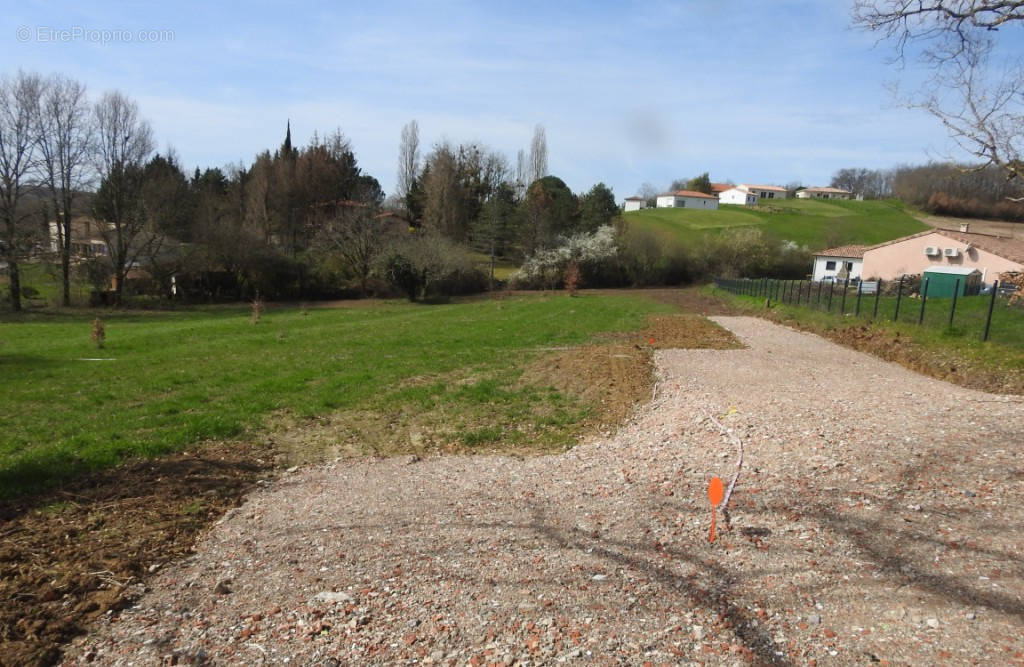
[513,225,617,289]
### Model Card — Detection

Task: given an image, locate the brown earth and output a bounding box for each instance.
[0,304,737,667]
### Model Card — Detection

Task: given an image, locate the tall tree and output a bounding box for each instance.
[528,124,548,184]
[0,71,43,312]
[92,90,155,304]
[852,1,1024,193]
[314,205,396,296]
[396,119,420,205]
[36,73,94,307]
[579,182,618,232]
[686,172,713,194]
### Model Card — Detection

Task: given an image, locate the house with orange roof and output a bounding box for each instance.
[812,245,866,281]
[860,226,1024,284]
[738,184,787,200]
[655,190,719,210]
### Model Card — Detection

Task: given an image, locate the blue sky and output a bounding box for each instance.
[4,1,1017,200]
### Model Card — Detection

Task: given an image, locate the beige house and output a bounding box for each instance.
[738,184,787,200]
[860,227,1024,284]
[796,187,852,200]
[48,217,109,258]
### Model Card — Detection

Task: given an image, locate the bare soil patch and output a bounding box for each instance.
[917,213,1024,239]
[0,443,273,667]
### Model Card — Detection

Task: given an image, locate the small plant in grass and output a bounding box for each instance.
[251,292,264,325]
[91,318,105,349]
[565,260,581,296]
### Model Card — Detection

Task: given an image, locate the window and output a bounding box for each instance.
[845,262,854,271]
[768,192,775,199]
[825,260,836,270]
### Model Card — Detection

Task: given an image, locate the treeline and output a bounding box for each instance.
[830,163,1024,221]
[890,163,1024,222]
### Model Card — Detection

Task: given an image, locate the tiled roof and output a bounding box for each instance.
[814,245,868,258]
[624,196,646,201]
[740,184,786,192]
[865,229,1024,264]
[710,183,733,193]
[660,190,718,199]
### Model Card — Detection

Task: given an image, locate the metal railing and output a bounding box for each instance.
[714,276,1019,345]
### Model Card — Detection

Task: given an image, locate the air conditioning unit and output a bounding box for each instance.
[943,247,960,257]
[924,246,941,256]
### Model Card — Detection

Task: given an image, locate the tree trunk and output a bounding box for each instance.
[61,214,71,307]
[7,257,21,311]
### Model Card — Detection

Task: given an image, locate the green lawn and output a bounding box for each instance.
[0,294,673,498]
[625,198,928,250]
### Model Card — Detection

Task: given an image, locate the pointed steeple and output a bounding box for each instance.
[283,119,293,159]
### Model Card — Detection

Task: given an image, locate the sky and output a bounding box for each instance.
[4,0,1020,201]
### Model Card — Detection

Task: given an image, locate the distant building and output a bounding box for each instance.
[624,196,647,212]
[718,187,758,206]
[655,190,719,210]
[796,186,852,200]
[710,182,733,195]
[48,217,109,257]
[738,184,787,200]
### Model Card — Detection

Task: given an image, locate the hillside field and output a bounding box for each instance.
[624,198,928,250]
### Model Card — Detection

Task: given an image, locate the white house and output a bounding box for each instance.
[738,184,787,200]
[655,190,719,210]
[796,186,852,200]
[718,187,758,206]
[623,196,647,212]
[812,245,866,281]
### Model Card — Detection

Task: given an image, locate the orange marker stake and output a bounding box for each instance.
[708,476,724,543]
[648,337,655,345]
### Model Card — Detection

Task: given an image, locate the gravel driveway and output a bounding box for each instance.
[68,317,1024,666]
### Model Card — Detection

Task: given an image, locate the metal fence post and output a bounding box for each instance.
[873,278,882,319]
[796,280,802,305]
[817,280,823,308]
[827,279,834,312]
[948,279,959,329]
[983,280,998,341]
[840,278,849,314]
[894,276,904,321]
[855,279,863,316]
[918,277,930,325]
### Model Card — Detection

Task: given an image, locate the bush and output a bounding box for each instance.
[511,225,618,289]
[383,233,487,301]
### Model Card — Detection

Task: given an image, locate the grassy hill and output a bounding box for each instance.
[624,198,928,251]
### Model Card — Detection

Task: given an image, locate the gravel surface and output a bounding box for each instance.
[67,317,1024,666]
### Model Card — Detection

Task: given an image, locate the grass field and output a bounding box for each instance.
[625,198,928,250]
[0,294,674,498]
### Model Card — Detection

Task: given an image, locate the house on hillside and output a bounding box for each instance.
[719,187,759,206]
[860,226,1024,284]
[812,245,866,281]
[624,196,647,212]
[796,186,852,200]
[739,184,787,200]
[48,217,109,258]
[710,182,733,196]
[655,190,719,210]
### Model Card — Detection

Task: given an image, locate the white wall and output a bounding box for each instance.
[656,195,677,208]
[624,199,645,212]
[719,188,757,206]
[812,256,863,281]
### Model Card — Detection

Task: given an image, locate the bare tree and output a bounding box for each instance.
[314,205,396,296]
[396,119,420,205]
[514,148,528,199]
[36,73,94,306]
[852,1,1024,193]
[92,90,155,304]
[0,71,43,312]
[528,124,548,184]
